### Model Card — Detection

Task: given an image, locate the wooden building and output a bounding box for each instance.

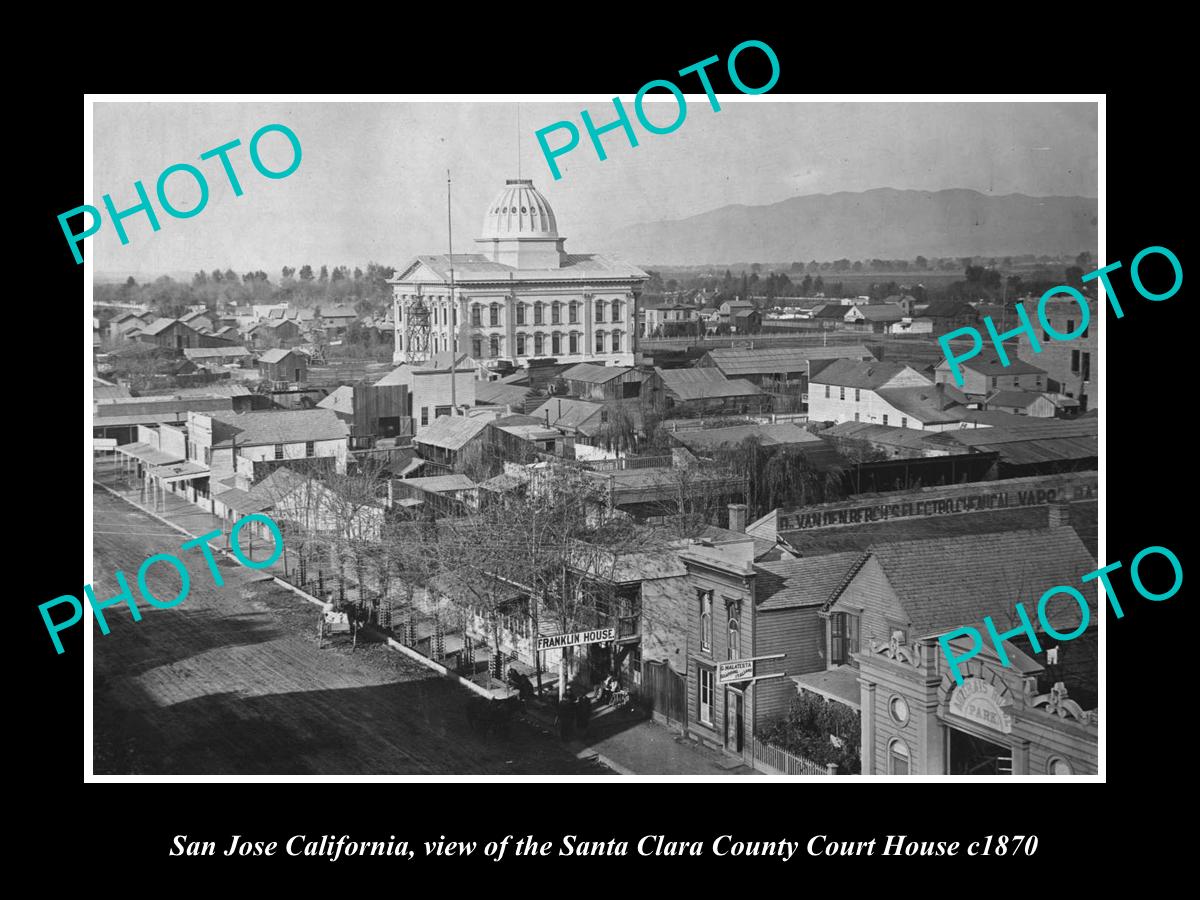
[257,348,307,383]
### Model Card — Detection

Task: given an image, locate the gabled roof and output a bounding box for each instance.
[811,359,925,390]
[755,552,862,611]
[138,317,180,336]
[920,298,978,318]
[655,367,762,401]
[811,304,850,318]
[873,385,967,424]
[475,380,534,408]
[671,423,824,452]
[321,305,359,319]
[412,415,491,451]
[183,346,251,360]
[528,397,627,436]
[942,355,1048,376]
[702,346,876,377]
[830,528,1096,638]
[316,384,354,415]
[258,347,300,364]
[179,309,209,323]
[562,363,630,384]
[850,303,904,321]
[985,389,1046,408]
[210,409,348,448]
[401,474,477,493]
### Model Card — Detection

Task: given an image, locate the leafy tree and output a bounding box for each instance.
[914,255,928,270]
[318,265,329,284]
[299,265,314,281]
[281,266,296,280]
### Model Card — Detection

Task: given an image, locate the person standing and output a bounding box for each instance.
[557,689,575,741]
[575,692,592,736]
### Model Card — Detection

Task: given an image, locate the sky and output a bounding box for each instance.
[91,100,1098,278]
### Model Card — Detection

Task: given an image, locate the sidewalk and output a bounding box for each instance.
[525,701,758,776]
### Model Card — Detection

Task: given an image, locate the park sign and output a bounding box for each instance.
[535,627,616,652]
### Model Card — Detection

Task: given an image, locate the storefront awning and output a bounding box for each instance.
[116,442,185,466]
[148,461,210,483]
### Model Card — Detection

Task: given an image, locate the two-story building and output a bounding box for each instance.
[934,355,1048,403]
[810,359,979,431]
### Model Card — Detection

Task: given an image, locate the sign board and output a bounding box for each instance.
[949,678,1013,734]
[535,627,615,652]
[717,659,755,684]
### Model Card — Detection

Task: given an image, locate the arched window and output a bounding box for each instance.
[489,334,499,357]
[516,333,526,356]
[534,333,544,355]
[728,618,739,660]
[534,303,544,325]
[611,331,622,353]
[552,302,561,325]
[516,304,526,326]
[888,739,910,775]
[489,303,500,327]
[471,336,482,358]
[552,332,562,355]
[569,301,578,324]
[471,305,481,327]
[595,330,605,353]
[699,590,713,652]
[569,332,579,355]
[595,299,605,323]
[611,300,622,322]
[1047,757,1074,776]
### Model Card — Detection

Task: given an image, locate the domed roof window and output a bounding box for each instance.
[480,178,560,240]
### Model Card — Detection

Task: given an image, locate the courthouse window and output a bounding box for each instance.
[516,304,526,325]
[596,300,605,322]
[611,300,622,322]
[471,337,482,358]
[569,302,578,324]
[569,333,578,354]
[489,304,500,327]
[471,305,481,327]
[889,739,910,775]
[552,332,561,355]
[489,335,499,357]
[552,302,561,325]
[534,303,543,325]
[516,333,526,355]
[840,387,845,400]
[534,333,544,355]
[596,331,605,353]
[612,331,621,353]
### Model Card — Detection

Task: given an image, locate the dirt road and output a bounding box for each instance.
[92,488,607,775]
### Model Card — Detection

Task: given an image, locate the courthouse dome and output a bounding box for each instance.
[480,179,559,240]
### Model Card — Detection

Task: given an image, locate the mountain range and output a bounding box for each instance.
[596,188,1098,266]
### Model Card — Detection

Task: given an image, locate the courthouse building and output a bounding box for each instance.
[390,179,647,369]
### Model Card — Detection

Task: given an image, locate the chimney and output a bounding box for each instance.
[1047,500,1070,529]
[728,503,747,533]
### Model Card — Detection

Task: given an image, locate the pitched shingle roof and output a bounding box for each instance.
[402,474,477,493]
[874,385,967,424]
[258,348,299,364]
[671,423,824,451]
[952,356,1048,376]
[139,317,179,336]
[412,415,491,451]
[211,409,348,447]
[562,363,629,384]
[812,359,924,390]
[834,528,1096,638]
[655,367,762,401]
[702,346,876,377]
[756,552,862,611]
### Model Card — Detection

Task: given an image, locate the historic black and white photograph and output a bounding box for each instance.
[88,99,1100,777]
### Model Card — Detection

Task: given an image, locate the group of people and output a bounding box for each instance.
[554,675,623,742]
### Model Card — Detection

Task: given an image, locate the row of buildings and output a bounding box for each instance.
[93,176,1099,776]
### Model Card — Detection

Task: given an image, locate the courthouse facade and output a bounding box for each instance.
[390,179,647,368]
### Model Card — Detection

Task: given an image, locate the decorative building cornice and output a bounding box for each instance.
[868,630,920,668]
[1031,682,1098,727]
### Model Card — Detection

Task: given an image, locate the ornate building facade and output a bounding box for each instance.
[390,179,647,368]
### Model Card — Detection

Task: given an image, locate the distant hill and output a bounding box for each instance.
[598,188,1097,266]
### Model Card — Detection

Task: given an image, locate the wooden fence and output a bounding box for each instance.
[751,737,838,776]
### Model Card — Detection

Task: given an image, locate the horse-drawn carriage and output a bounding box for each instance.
[464,694,525,739]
